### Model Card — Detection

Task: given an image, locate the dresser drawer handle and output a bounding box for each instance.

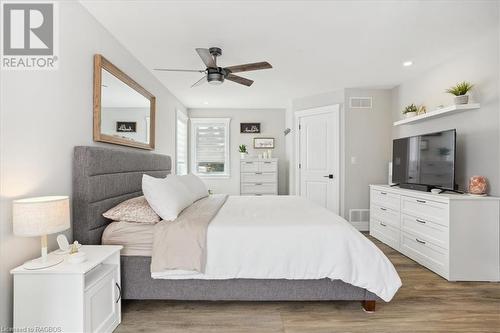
[380,222,387,227]
[380,207,387,211]
[255,172,262,175]
[255,194,263,196]
[415,238,426,245]
[245,162,253,164]
[416,199,426,204]
[380,192,387,195]
[115,283,121,303]
[264,162,272,164]
[416,218,426,224]
[255,183,263,185]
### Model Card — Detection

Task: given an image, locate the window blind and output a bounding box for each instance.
[176,112,188,175]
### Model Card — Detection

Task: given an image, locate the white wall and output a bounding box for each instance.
[392,30,499,195]
[101,107,150,142]
[188,108,287,195]
[0,1,186,327]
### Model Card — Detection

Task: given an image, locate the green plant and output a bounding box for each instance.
[446,81,474,96]
[402,103,418,114]
[239,144,247,153]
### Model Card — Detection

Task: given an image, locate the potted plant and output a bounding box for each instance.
[402,103,418,118]
[446,81,473,105]
[239,144,248,159]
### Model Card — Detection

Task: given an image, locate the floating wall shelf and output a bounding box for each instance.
[393,103,480,126]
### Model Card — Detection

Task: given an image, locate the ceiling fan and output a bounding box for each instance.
[154,47,272,87]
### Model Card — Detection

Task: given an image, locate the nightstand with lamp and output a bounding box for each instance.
[10,195,123,332]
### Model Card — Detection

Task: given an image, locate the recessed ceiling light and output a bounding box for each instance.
[403,61,413,67]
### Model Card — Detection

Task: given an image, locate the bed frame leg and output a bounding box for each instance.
[361,300,376,312]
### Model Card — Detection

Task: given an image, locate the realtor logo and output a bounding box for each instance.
[1,2,58,70]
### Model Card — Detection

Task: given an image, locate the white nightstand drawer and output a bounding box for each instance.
[241,161,259,172]
[401,196,448,226]
[241,172,276,183]
[259,161,277,172]
[371,189,400,211]
[241,183,277,194]
[401,213,448,249]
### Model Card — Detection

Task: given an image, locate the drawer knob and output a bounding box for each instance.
[264,162,272,164]
[416,199,426,204]
[255,172,262,175]
[380,222,387,227]
[415,238,426,245]
[255,183,263,185]
[380,207,387,211]
[416,218,426,224]
[245,162,253,164]
[380,192,387,195]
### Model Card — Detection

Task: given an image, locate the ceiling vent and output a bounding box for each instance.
[349,97,372,109]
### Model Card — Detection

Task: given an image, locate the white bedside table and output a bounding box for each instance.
[11,245,123,333]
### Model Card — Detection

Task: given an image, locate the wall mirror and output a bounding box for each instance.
[93,54,156,150]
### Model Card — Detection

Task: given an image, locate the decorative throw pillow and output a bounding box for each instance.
[102,196,160,224]
[178,173,209,202]
[142,174,193,221]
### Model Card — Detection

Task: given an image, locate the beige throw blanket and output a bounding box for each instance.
[151,194,228,274]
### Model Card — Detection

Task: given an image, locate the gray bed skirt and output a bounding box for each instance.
[121,256,378,301]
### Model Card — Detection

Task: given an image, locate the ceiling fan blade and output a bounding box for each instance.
[154,68,205,73]
[191,75,207,88]
[226,74,253,87]
[225,61,272,74]
[195,48,216,68]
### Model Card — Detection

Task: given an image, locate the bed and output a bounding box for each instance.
[73,146,399,311]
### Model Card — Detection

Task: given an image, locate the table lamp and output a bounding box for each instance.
[13,196,70,269]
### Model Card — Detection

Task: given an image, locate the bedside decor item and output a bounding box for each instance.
[13,196,70,269]
[446,81,474,105]
[417,105,427,115]
[239,144,248,159]
[68,250,86,264]
[240,123,260,133]
[468,176,488,196]
[254,137,275,149]
[402,104,418,118]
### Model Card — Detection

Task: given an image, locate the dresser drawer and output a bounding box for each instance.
[400,231,448,277]
[259,161,277,172]
[241,161,259,172]
[241,183,277,194]
[371,204,400,229]
[401,196,448,226]
[241,172,276,183]
[371,189,400,211]
[370,217,400,250]
[401,213,448,249]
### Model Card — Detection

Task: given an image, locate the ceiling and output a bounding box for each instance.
[81,1,498,109]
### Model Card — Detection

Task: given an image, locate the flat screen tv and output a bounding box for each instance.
[392,129,456,191]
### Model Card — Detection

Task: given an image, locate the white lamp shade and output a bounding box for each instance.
[13,196,70,237]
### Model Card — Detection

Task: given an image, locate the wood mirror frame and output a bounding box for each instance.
[93,54,156,150]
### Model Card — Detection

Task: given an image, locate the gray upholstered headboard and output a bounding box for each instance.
[72,146,171,245]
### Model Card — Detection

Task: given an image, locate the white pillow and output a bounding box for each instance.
[142,175,193,221]
[178,173,209,202]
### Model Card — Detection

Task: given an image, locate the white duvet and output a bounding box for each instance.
[152,195,402,302]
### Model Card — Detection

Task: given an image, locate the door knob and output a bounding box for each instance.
[323,174,334,179]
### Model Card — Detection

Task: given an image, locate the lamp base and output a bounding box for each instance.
[23,256,63,270]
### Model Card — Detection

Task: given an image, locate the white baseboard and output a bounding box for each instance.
[351,221,369,231]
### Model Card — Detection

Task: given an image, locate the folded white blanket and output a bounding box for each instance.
[152,195,402,302]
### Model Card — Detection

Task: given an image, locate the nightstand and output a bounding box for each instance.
[11,245,123,333]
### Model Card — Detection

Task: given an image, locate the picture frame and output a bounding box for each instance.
[253,137,275,149]
[116,121,137,133]
[240,123,261,133]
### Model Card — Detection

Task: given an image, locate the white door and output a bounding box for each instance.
[297,105,340,213]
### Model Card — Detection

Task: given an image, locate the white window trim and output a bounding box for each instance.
[176,109,189,175]
[190,117,231,178]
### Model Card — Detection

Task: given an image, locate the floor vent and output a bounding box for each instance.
[349,209,370,231]
[349,97,372,109]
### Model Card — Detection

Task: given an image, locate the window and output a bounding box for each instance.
[176,110,188,175]
[190,118,230,178]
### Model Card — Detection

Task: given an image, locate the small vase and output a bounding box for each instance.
[405,111,417,118]
[469,176,487,196]
[454,95,469,105]
[240,152,247,159]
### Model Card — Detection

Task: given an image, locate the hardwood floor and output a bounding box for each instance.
[117,236,500,333]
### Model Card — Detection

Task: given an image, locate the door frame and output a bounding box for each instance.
[294,104,342,214]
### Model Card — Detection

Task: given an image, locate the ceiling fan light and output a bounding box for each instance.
[207,72,224,85]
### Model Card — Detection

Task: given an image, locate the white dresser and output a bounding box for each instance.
[11,245,122,333]
[370,185,500,281]
[240,158,278,195]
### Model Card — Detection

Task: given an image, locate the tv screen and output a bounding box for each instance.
[392,129,456,190]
